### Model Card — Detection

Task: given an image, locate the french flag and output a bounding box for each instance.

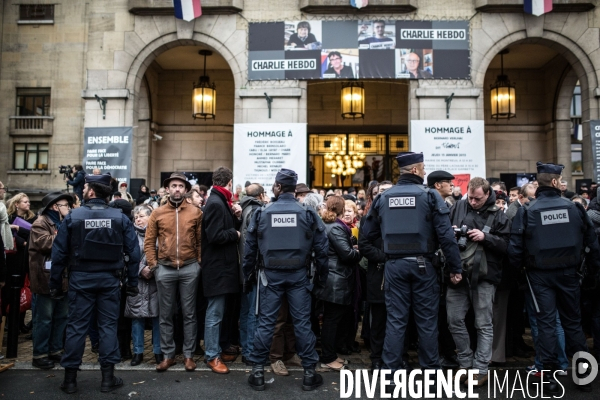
[174,0,202,22]
[351,0,369,9]
[524,0,552,17]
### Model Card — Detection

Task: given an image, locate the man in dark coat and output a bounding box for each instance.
[201,167,242,374]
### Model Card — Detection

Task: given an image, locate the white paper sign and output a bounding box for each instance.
[233,123,307,197]
[410,120,486,179]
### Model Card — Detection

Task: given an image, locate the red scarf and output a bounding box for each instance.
[213,186,233,208]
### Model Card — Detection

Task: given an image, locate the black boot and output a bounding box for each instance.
[155,353,164,364]
[100,364,123,393]
[130,353,143,366]
[248,365,265,391]
[370,361,382,374]
[60,368,78,394]
[302,367,323,391]
[541,365,559,395]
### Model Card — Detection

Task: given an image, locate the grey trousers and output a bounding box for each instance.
[447,280,496,375]
[155,263,200,358]
[491,288,510,363]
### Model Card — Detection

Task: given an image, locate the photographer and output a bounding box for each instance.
[65,165,86,201]
[447,177,510,387]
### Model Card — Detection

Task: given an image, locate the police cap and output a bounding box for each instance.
[536,161,564,175]
[396,152,424,168]
[276,169,298,186]
[427,170,455,187]
[85,174,112,186]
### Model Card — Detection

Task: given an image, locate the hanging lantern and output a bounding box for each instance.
[341,81,365,119]
[490,49,516,120]
[192,50,217,120]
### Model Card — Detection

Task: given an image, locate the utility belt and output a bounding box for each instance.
[386,255,433,275]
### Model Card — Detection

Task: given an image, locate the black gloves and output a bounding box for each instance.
[126,285,139,297]
[50,288,64,300]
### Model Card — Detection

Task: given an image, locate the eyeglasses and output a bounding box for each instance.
[406,59,420,63]
[56,203,71,209]
[329,57,342,61]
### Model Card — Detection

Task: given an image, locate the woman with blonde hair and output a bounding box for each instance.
[313,196,361,371]
[4,193,37,332]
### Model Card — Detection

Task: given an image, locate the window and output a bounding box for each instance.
[571,143,583,175]
[571,84,581,118]
[13,143,49,170]
[16,88,51,116]
[19,5,54,24]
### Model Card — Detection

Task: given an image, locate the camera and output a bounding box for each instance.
[454,225,470,251]
[58,165,72,175]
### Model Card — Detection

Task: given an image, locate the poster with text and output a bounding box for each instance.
[589,120,600,182]
[83,127,132,185]
[410,120,485,180]
[233,123,307,197]
[248,20,469,80]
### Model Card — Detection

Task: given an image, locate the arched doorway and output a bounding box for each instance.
[130,44,236,189]
[478,37,598,187]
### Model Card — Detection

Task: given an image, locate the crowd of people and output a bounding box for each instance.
[0,158,599,394]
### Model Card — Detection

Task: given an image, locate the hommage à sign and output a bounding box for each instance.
[248,20,470,80]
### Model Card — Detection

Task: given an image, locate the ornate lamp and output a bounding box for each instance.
[490,49,516,120]
[341,81,365,119]
[192,50,216,120]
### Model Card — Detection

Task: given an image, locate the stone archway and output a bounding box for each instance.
[473,26,599,179]
[123,32,244,185]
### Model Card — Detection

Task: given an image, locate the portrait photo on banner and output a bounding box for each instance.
[285,20,322,50]
[321,49,359,79]
[395,48,434,79]
[358,20,396,49]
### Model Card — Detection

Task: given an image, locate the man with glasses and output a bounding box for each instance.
[323,51,354,79]
[404,52,433,79]
[29,192,73,370]
[447,177,510,387]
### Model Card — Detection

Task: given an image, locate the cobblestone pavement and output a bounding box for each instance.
[1,310,554,372]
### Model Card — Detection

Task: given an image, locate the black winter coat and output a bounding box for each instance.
[314,220,361,305]
[201,189,241,298]
[358,223,386,304]
[449,191,511,285]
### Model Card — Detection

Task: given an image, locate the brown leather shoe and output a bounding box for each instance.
[221,353,238,362]
[207,357,230,374]
[156,358,176,372]
[184,358,197,372]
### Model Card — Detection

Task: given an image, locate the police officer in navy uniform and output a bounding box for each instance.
[360,152,462,387]
[509,162,600,394]
[243,168,329,391]
[50,174,140,394]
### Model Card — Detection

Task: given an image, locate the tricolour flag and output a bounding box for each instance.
[174,0,202,22]
[524,0,552,17]
[351,0,369,9]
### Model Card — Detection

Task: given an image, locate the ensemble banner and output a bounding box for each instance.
[410,120,486,189]
[233,123,307,197]
[83,127,132,185]
[248,20,470,81]
[590,120,600,182]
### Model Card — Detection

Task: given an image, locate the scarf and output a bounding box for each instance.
[213,186,233,208]
[0,202,14,251]
[46,209,62,231]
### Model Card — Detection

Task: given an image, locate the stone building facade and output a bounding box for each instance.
[1,0,598,197]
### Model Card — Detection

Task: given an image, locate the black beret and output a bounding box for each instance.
[427,170,455,187]
[85,173,112,186]
[536,161,564,175]
[396,152,424,168]
[276,168,298,186]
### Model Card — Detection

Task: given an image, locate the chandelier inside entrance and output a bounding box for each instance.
[324,136,365,176]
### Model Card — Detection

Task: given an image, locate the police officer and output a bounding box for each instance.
[426,170,460,369]
[360,153,462,384]
[509,162,600,394]
[50,174,140,394]
[243,168,329,391]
